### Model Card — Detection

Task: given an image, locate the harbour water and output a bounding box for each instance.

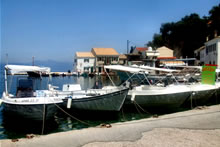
[0,69,155,139]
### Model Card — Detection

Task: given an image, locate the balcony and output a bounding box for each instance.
[111,61,118,64]
[146,52,160,57]
[119,60,124,65]
[97,61,104,65]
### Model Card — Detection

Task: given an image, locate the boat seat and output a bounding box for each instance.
[62,84,81,91]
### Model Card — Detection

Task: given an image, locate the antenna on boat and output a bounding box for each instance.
[4,66,8,96]
[4,54,8,95]
[6,53,8,65]
[32,56,35,66]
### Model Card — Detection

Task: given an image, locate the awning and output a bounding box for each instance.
[104,65,149,74]
[104,65,178,73]
[5,65,51,75]
[135,65,179,72]
[160,61,186,66]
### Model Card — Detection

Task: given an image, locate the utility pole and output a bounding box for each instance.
[127,40,130,54]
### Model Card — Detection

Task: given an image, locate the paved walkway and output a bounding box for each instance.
[1,105,220,147]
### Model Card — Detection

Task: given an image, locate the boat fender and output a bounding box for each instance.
[11,139,19,142]
[67,96,72,109]
[26,134,35,139]
[131,93,136,102]
[100,123,112,128]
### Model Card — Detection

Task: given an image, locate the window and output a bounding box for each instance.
[206,47,208,55]
[84,59,89,63]
[112,57,118,61]
[98,57,102,61]
[206,43,217,55]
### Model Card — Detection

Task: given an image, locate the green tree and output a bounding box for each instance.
[208,4,220,39]
[147,4,220,58]
[147,14,207,58]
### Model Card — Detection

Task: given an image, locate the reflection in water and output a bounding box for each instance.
[2,113,59,139]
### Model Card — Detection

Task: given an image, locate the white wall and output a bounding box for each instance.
[75,58,95,73]
[217,41,220,67]
[200,49,205,63]
[204,38,220,67]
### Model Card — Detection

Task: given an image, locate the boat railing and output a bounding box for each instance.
[35,86,124,98]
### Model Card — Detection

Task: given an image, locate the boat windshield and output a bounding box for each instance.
[16,78,34,98]
[18,79,33,89]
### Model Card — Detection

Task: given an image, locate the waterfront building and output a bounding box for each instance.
[91,48,119,74]
[194,46,205,65]
[74,52,95,75]
[126,47,147,65]
[194,36,220,67]
[119,54,127,65]
[144,47,160,67]
[156,46,185,66]
[132,47,148,59]
[126,46,160,67]
[157,46,174,58]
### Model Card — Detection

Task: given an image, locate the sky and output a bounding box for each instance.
[1,0,220,67]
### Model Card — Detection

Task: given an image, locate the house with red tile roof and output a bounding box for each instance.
[127,46,159,66]
[132,47,148,59]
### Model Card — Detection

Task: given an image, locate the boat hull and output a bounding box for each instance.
[125,91,191,109]
[184,84,217,106]
[2,103,60,121]
[125,85,191,109]
[185,89,216,106]
[62,88,129,111]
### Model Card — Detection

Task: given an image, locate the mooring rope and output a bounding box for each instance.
[121,106,126,121]
[133,101,145,117]
[53,102,92,126]
[133,100,151,115]
[41,103,46,135]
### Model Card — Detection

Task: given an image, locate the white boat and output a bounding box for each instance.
[1,65,63,121]
[53,84,129,111]
[104,65,192,109]
[126,84,191,108]
[165,65,219,106]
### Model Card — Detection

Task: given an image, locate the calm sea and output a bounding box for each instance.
[0,68,154,139]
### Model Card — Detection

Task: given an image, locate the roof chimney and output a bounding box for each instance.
[214,30,218,38]
[206,36,209,41]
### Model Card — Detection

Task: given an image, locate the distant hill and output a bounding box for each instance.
[34,60,73,72]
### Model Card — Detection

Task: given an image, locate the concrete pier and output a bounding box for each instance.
[1,105,220,147]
